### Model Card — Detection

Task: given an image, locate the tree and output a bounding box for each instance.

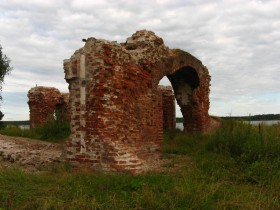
[0,43,13,120]
[0,44,12,98]
[0,111,3,120]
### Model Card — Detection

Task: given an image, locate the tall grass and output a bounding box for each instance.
[162,129,203,154]
[206,120,280,163]
[205,120,280,185]
[35,120,70,141]
[0,125,40,139]
[0,120,70,142]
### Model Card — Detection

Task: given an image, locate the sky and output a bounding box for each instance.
[0,0,280,121]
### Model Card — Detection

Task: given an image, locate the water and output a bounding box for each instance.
[176,123,184,131]
[19,125,30,130]
[17,121,280,132]
[244,120,280,126]
[176,120,280,131]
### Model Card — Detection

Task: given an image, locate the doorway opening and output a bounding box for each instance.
[159,66,200,132]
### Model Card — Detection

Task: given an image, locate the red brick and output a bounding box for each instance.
[27,86,69,128]
[61,30,212,173]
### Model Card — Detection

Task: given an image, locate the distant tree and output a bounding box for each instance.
[0,44,12,98]
[0,111,3,120]
[0,43,13,120]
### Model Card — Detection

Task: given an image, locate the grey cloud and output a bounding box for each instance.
[0,0,280,120]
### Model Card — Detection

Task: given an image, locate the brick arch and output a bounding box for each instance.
[167,66,209,133]
[150,49,211,134]
[63,30,211,173]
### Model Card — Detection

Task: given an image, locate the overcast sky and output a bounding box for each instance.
[0,0,280,120]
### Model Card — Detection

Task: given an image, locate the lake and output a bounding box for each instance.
[176,123,184,130]
[176,120,280,131]
[19,125,30,130]
[17,120,280,131]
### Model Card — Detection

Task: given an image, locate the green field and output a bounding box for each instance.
[0,120,280,209]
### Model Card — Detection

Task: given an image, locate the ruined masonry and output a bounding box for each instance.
[27,86,174,130]
[159,85,176,130]
[28,86,69,128]
[63,30,212,173]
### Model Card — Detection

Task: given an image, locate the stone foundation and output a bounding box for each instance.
[63,30,211,173]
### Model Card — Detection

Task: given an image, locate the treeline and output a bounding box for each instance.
[176,114,280,122]
[221,114,280,121]
[0,120,30,126]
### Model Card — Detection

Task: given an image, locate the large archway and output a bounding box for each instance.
[168,66,202,133]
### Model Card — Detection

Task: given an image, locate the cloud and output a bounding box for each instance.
[0,0,280,120]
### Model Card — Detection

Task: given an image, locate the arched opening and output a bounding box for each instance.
[159,76,182,130]
[167,66,200,133]
[55,101,68,122]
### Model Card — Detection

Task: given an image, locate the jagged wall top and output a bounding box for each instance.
[63,29,212,173]
[64,29,209,83]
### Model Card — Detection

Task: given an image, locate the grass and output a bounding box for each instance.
[0,120,280,209]
[0,120,70,143]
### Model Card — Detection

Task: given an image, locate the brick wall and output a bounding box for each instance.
[158,85,176,130]
[63,30,211,173]
[27,86,69,128]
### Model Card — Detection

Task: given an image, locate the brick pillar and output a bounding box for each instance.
[168,66,210,133]
[27,86,61,128]
[158,86,176,130]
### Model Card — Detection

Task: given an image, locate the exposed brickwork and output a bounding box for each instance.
[158,85,176,130]
[27,86,69,128]
[63,30,211,173]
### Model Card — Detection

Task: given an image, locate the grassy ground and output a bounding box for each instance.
[0,120,70,143]
[0,121,280,209]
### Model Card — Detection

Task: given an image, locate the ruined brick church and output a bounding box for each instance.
[28,30,213,173]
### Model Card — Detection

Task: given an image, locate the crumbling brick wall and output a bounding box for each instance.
[27,86,69,128]
[63,30,211,173]
[158,85,176,130]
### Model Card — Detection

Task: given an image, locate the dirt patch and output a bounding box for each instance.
[0,134,64,172]
[0,134,192,174]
